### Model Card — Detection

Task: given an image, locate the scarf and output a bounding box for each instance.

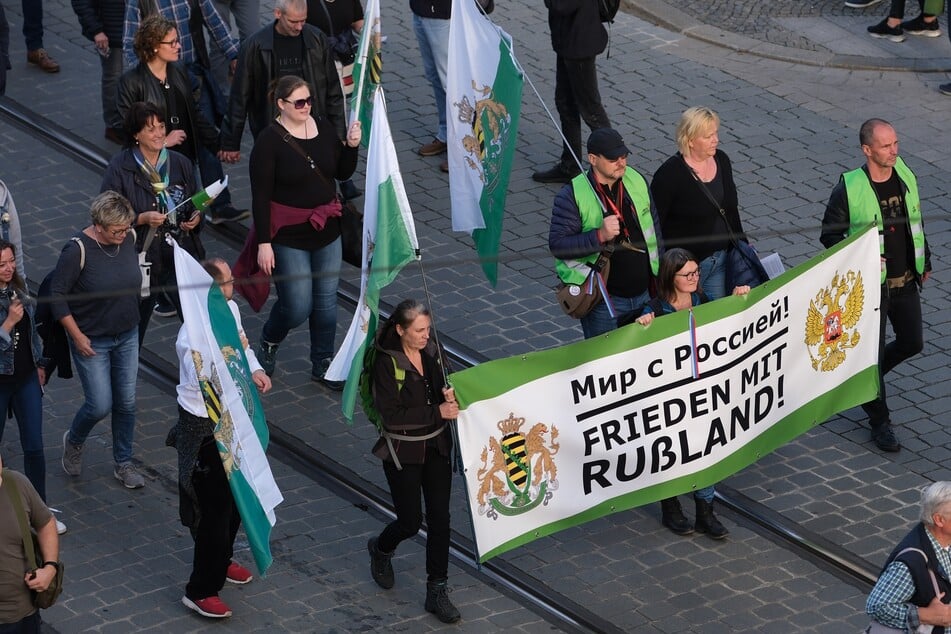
[132,146,174,212]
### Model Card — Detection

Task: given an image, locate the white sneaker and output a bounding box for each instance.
[48,508,67,535]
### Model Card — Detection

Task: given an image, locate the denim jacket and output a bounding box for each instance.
[0,290,45,376]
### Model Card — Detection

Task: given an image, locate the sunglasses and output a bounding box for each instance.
[282,96,313,109]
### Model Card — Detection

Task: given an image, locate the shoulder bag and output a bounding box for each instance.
[3,473,64,609]
[555,245,613,319]
[866,547,941,634]
[276,123,364,267]
[683,157,770,290]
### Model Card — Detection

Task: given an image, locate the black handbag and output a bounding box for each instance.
[684,157,769,290]
[4,473,64,609]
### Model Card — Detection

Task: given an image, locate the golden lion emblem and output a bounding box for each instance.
[476,413,559,517]
[805,270,865,372]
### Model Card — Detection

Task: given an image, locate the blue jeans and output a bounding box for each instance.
[0,372,45,500]
[187,63,232,210]
[209,0,259,95]
[0,610,40,633]
[699,250,728,301]
[262,239,341,372]
[412,14,450,142]
[581,290,650,339]
[695,486,716,503]
[100,49,124,129]
[66,326,139,465]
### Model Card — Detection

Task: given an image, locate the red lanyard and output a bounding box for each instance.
[598,181,630,240]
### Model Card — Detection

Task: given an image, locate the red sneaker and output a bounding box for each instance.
[182,595,232,618]
[226,561,253,585]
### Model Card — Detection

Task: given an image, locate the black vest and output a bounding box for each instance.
[881,523,951,633]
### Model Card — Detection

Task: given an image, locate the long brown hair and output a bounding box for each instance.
[655,248,700,302]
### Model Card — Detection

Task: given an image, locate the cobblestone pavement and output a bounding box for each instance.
[1,0,949,631]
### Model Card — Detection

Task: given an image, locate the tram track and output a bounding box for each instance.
[2,98,880,631]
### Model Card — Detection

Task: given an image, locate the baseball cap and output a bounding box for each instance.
[587,128,630,160]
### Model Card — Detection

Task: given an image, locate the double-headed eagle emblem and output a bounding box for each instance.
[805,270,865,372]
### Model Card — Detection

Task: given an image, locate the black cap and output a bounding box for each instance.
[587,128,630,160]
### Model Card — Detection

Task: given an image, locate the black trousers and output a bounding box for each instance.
[185,436,241,600]
[554,55,611,169]
[378,447,452,581]
[862,282,924,427]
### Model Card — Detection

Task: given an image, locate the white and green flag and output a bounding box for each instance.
[326,87,420,419]
[446,0,523,286]
[451,227,881,561]
[349,0,381,147]
[172,240,283,575]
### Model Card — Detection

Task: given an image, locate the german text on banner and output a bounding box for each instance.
[326,87,420,419]
[350,0,381,147]
[446,0,523,286]
[451,227,881,561]
[172,241,283,575]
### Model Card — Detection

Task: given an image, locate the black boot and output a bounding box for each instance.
[425,578,461,623]
[660,497,694,536]
[694,498,729,540]
[367,537,394,589]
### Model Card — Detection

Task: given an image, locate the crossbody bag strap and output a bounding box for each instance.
[681,155,740,247]
[3,472,39,569]
[895,547,942,598]
[273,123,334,188]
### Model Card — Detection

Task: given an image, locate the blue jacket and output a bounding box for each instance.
[0,292,44,376]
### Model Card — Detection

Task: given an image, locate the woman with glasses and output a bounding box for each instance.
[117,14,220,181]
[248,74,361,386]
[50,191,146,490]
[651,106,749,300]
[635,248,749,540]
[101,101,203,345]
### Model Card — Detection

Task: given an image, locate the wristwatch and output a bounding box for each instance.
[42,561,60,571]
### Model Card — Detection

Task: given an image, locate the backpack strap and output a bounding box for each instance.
[894,547,942,597]
[69,237,85,271]
[380,355,444,471]
[3,471,39,569]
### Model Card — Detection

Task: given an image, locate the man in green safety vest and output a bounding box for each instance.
[820,118,932,453]
[549,128,663,339]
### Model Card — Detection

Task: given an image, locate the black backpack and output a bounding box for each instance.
[599,0,620,23]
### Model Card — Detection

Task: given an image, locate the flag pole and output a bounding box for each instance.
[414,255,483,568]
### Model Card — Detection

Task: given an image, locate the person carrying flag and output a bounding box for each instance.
[170,257,271,619]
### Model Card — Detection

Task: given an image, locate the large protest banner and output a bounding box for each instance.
[451,226,880,561]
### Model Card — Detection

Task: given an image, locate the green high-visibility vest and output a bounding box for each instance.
[554,168,660,285]
[842,156,926,283]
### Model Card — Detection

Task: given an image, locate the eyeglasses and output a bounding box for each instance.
[107,226,132,237]
[160,38,181,47]
[281,96,313,109]
[675,269,700,279]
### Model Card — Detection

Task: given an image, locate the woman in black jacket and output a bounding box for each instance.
[101,101,203,345]
[117,14,219,166]
[365,299,461,624]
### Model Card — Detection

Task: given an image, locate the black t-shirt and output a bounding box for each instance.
[597,180,651,298]
[0,313,36,384]
[870,171,910,278]
[273,30,305,79]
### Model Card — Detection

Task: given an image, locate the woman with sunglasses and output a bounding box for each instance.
[117,14,220,185]
[248,75,361,386]
[635,248,749,540]
[101,101,203,346]
[50,191,146,490]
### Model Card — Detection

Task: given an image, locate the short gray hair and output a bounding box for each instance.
[275,0,306,13]
[90,191,136,228]
[920,482,951,526]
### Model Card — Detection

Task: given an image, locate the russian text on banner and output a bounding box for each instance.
[172,240,283,574]
[326,86,420,419]
[451,226,881,561]
[446,0,523,286]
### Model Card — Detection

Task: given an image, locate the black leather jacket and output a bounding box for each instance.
[117,60,220,159]
[220,22,345,152]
